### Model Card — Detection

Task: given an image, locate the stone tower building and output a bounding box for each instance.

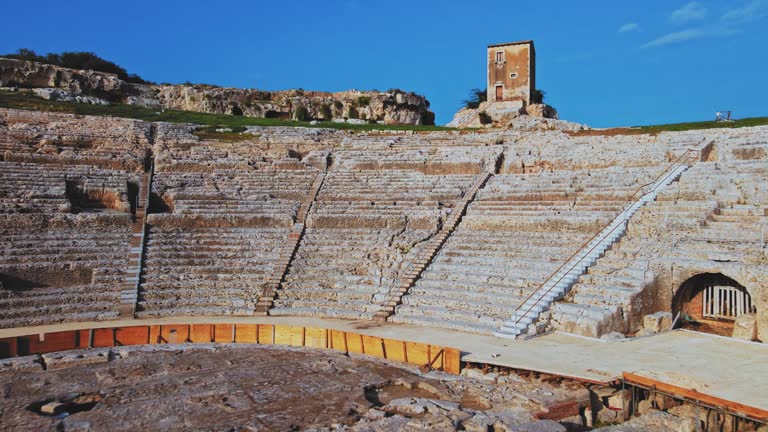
[487,40,536,109]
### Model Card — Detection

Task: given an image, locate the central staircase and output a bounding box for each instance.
[255,171,326,315]
[118,161,153,318]
[494,152,698,339]
[373,171,492,321]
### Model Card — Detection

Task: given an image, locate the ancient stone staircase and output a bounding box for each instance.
[118,161,153,318]
[255,171,326,315]
[373,171,493,322]
[494,153,699,339]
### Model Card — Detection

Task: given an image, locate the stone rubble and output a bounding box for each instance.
[0,345,590,431]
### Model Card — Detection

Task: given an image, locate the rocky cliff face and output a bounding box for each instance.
[155,85,434,125]
[0,58,156,104]
[0,58,435,125]
[447,100,586,131]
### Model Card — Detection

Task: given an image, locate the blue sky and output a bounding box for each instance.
[1,0,766,127]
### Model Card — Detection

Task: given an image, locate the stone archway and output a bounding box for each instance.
[673,273,753,336]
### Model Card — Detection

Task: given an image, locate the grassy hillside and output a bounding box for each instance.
[1,89,766,136]
[0,90,454,133]
[636,117,768,133]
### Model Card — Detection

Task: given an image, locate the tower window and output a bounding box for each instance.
[510,73,518,79]
[495,51,504,62]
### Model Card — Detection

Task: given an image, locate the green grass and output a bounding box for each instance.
[4,89,766,136]
[0,90,455,133]
[635,117,768,133]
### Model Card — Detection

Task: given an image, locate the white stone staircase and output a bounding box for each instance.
[494,155,698,339]
[255,171,326,315]
[118,160,154,318]
[374,171,492,321]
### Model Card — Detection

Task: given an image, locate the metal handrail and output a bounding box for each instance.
[509,149,700,328]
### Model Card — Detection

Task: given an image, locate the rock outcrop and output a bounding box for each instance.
[732,313,758,341]
[0,58,156,103]
[447,100,584,131]
[155,85,434,125]
[0,58,434,125]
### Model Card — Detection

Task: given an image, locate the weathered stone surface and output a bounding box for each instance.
[0,58,434,125]
[41,348,111,370]
[447,100,584,130]
[155,85,434,125]
[600,332,627,341]
[593,411,696,431]
[525,103,558,119]
[32,88,110,105]
[0,58,130,102]
[0,345,586,431]
[0,354,43,374]
[509,419,568,432]
[643,311,674,333]
[731,312,758,340]
[635,328,657,337]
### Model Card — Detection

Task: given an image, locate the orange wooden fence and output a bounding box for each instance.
[0,323,461,374]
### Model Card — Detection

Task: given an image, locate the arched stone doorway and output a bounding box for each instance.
[673,273,753,336]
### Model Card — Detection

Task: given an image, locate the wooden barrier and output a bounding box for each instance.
[623,372,768,422]
[0,323,461,374]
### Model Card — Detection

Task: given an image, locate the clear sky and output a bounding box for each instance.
[1,0,766,127]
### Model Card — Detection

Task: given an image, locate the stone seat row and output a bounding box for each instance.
[310,207,445,218]
[390,226,593,334]
[0,200,68,214]
[0,282,122,328]
[136,226,288,316]
[171,202,299,217]
[549,172,731,337]
[272,227,431,320]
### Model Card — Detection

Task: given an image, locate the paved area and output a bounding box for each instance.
[1,316,766,411]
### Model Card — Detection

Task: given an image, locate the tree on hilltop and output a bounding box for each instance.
[463,88,487,109]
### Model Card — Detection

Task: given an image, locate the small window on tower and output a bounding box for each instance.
[496,51,504,62]
[510,73,518,79]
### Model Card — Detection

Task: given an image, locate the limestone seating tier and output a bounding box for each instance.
[0,161,135,213]
[0,215,131,328]
[136,226,288,317]
[497,163,693,338]
[550,157,768,337]
[500,131,708,174]
[0,109,151,169]
[331,146,501,172]
[317,171,475,201]
[390,229,592,334]
[0,284,120,328]
[152,169,317,218]
[389,166,670,335]
[271,228,433,320]
[305,170,474,230]
[1,107,766,338]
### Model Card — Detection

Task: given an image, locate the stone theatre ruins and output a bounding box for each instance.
[0,45,766,431]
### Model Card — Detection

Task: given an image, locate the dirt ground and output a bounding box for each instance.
[0,344,589,431]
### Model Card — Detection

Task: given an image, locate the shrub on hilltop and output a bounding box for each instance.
[531,89,545,104]
[1,48,153,85]
[463,88,487,109]
[357,95,371,106]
